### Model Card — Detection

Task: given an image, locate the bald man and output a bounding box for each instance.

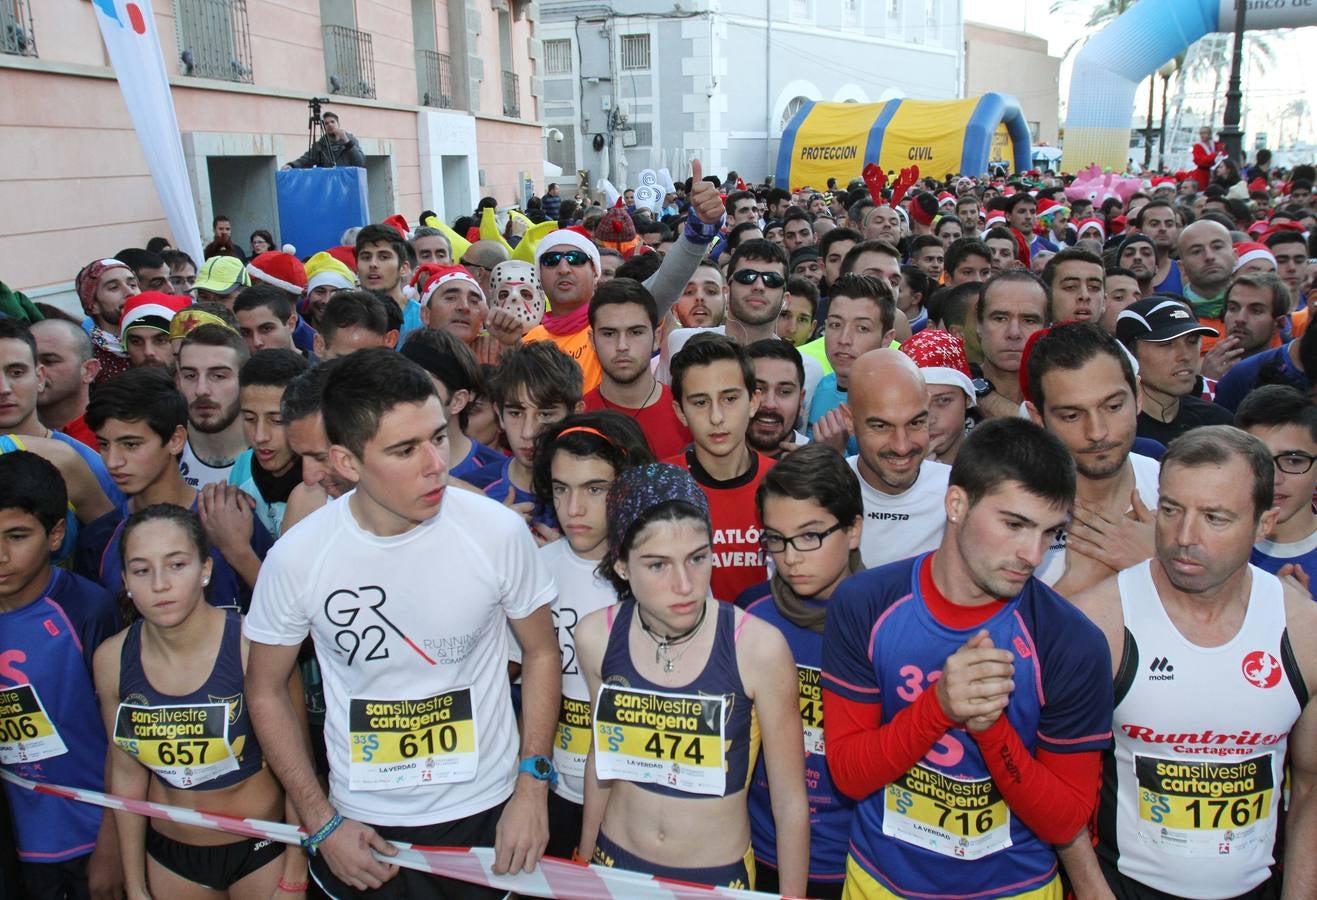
[459,240,511,296]
[1177,220,1238,354]
[846,348,950,567]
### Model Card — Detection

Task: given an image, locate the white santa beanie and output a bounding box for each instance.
[535,229,601,273]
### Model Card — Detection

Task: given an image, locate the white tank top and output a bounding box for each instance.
[178,440,234,491]
[1101,560,1304,898]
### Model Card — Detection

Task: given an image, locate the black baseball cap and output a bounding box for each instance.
[1116,296,1220,344]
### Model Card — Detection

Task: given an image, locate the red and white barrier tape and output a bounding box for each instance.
[1,769,787,899]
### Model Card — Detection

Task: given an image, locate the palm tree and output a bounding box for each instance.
[1049,0,1138,61]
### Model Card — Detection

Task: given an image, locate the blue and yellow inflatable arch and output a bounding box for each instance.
[774,93,1033,190]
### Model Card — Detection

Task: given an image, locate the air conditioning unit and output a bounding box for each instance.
[622,130,638,147]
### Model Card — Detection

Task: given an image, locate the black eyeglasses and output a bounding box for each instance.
[731,269,786,289]
[460,258,491,274]
[761,521,845,553]
[1273,451,1317,475]
[540,250,593,268]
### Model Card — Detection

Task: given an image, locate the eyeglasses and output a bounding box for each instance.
[539,250,593,268]
[459,258,491,274]
[1273,451,1317,475]
[730,269,786,289]
[761,521,845,553]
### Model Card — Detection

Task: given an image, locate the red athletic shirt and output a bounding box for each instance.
[584,383,692,459]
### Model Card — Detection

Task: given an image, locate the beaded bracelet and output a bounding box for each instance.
[301,813,343,856]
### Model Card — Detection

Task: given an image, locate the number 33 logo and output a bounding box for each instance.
[895,664,964,767]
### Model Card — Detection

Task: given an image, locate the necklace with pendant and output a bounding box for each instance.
[638,601,708,673]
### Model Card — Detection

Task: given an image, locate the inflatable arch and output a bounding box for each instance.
[1063,0,1317,172]
[774,93,1033,190]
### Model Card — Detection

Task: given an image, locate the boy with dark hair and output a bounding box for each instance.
[230,349,311,537]
[354,223,421,337]
[278,360,356,533]
[244,348,560,899]
[313,290,397,360]
[823,417,1112,900]
[808,273,897,454]
[483,342,585,530]
[1236,383,1317,576]
[584,278,692,458]
[79,367,272,611]
[0,451,122,900]
[943,237,994,286]
[777,276,819,346]
[400,328,505,489]
[664,333,773,601]
[233,284,300,354]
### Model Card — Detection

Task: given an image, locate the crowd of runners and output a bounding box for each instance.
[1,143,1316,900]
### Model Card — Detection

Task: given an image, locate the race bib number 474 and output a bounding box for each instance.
[348,688,478,791]
[592,684,726,796]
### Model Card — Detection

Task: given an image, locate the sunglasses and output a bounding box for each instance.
[540,250,593,268]
[731,269,786,289]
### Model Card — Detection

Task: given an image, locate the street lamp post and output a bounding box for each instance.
[1220,0,1247,167]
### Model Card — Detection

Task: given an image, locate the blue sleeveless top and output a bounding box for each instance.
[601,600,756,798]
[116,611,264,790]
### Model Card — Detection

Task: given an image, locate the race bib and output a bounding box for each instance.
[883,765,1012,860]
[797,666,825,756]
[113,703,238,788]
[0,684,68,765]
[1135,754,1275,857]
[348,688,478,791]
[592,684,727,796]
[554,696,592,777]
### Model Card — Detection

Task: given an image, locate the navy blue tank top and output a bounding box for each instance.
[115,611,264,791]
[601,599,756,797]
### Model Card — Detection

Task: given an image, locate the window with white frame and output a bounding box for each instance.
[543,39,572,75]
[790,0,814,21]
[843,0,860,26]
[620,33,650,70]
[886,0,899,18]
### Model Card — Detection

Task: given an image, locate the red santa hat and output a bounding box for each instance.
[1232,242,1276,273]
[1074,218,1106,241]
[412,263,484,305]
[899,329,976,408]
[121,291,193,335]
[382,214,410,239]
[247,251,308,295]
[984,211,1007,229]
[937,191,956,207]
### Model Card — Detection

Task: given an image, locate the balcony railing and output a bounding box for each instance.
[324,24,376,99]
[416,49,453,109]
[502,70,520,118]
[0,0,37,57]
[176,0,253,83]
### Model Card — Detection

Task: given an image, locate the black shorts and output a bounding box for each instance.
[544,790,583,862]
[1099,856,1278,900]
[145,823,284,890]
[19,855,90,900]
[309,800,507,900]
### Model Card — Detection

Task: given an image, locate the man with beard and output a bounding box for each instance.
[119,291,190,369]
[1118,233,1160,297]
[1024,323,1159,596]
[747,339,808,458]
[582,279,691,459]
[845,349,950,568]
[176,324,251,490]
[74,257,140,383]
[32,316,100,448]
[1062,426,1317,900]
[671,262,726,329]
[899,329,975,465]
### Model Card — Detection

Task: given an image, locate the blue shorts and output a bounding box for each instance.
[592,830,754,890]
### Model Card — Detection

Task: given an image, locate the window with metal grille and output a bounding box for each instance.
[631,122,653,146]
[0,0,36,57]
[620,33,649,70]
[544,39,572,75]
[323,24,376,99]
[175,0,253,83]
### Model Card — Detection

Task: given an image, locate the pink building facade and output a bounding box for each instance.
[0,0,545,300]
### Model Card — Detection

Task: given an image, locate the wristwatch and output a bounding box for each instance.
[972,376,995,398]
[518,755,558,789]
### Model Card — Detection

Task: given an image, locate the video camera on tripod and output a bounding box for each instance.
[307,97,332,151]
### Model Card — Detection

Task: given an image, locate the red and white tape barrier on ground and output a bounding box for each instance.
[1,769,789,899]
